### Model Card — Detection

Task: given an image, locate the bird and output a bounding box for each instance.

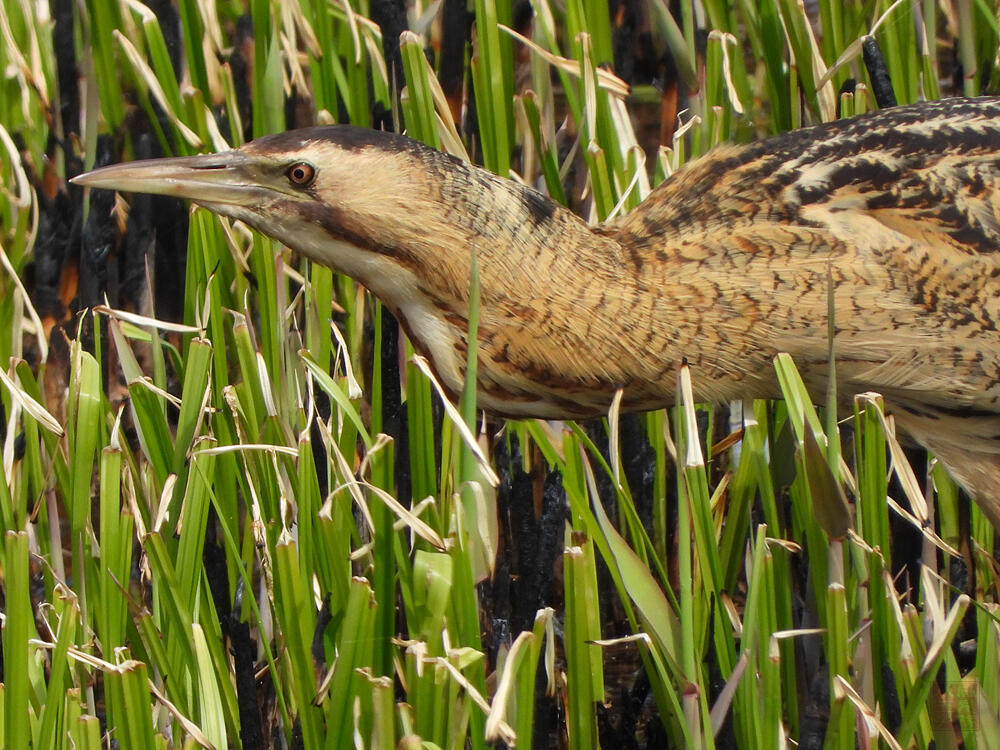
[73,96,1000,528]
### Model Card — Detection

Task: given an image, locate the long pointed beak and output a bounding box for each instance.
[71,151,269,208]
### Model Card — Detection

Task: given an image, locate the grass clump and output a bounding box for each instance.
[1,0,998,747]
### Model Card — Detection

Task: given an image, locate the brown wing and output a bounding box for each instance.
[613,96,1000,243]
[608,97,1000,523]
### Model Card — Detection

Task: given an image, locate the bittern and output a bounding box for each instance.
[74,97,1000,528]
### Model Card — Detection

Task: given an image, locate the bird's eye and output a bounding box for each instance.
[287,162,316,187]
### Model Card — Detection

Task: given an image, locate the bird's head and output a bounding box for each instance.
[72,127,472,288]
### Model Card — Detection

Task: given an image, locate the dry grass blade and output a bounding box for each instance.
[707,31,744,114]
[857,394,929,519]
[363,482,446,551]
[832,676,904,750]
[0,4,49,107]
[411,354,499,487]
[112,31,202,148]
[328,323,363,399]
[484,631,533,743]
[678,366,704,469]
[0,125,32,209]
[95,304,203,333]
[0,240,46,363]
[0,366,63,435]
[147,679,216,749]
[498,24,629,98]
[709,650,748,734]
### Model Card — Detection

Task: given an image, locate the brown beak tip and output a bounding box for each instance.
[70,171,103,187]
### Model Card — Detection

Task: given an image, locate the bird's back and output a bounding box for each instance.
[605,97,1000,522]
[613,97,1000,242]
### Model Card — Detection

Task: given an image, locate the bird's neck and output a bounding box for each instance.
[266,152,622,400]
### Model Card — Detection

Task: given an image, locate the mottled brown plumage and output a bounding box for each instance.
[74,97,1000,527]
